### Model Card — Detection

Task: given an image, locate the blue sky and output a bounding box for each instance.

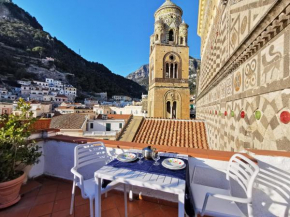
[13,0,201,77]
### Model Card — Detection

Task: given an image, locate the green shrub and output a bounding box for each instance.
[0,98,42,182]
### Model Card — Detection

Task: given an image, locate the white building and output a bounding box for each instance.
[29,87,49,101]
[93,104,144,116]
[84,114,131,139]
[112,95,132,101]
[55,106,75,114]
[46,78,54,84]
[43,95,55,102]
[93,105,112,115]
[17,80,31,86]
[84,98,99,107]
[54,95,68,104]
[33,81,49,88]
[46,78,62,87]
[0,87,8,95]
[64,86,77,97]
[21,85,31,95]
[110,105,143,116]
[95,92,107,101]
[0,102,13,115]
[13,102,52,118]
[0,88,16,101]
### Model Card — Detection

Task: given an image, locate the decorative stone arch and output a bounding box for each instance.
[163,90,182,119]
[163,52,182,79]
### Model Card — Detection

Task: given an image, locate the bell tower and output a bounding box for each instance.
[148,0,190,119]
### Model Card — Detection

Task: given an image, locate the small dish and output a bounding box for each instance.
[161,158,186,170]
[117,153,137,162]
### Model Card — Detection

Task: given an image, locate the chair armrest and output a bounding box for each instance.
[71,167,86,196]
[201,193,251,216]
[71,167,84,185]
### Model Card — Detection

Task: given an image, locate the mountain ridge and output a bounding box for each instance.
[0,2,146,99]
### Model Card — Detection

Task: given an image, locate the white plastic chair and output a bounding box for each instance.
[191,154,260,217]
[70,142,122,217]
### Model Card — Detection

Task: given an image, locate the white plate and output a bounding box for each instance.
[117,153,137,162]
[162,160,186,170]
[162,158,185,168]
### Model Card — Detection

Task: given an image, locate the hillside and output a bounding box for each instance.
[126,56,200,94]
[0,2,146,99]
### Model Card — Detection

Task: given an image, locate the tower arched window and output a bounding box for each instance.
[175,63,178,78]
[166,63,169,78]
[180,37,184,45]
[163,53,181,79]
[155,34,159,41]
[166,101,171,118]
[169,30,174,41]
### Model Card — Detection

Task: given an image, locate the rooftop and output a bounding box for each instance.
[133,119,208,149]
[50,114,87,129]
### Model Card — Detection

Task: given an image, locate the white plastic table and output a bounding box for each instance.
[94,153,187,217]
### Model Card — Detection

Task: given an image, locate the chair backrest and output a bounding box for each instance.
[226,154,259,199]
[74,141,108,169]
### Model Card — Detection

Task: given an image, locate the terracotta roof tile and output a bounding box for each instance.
[133,119,208,149]
[50,114,87,129]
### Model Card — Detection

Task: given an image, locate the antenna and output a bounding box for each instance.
[79,49,81,56]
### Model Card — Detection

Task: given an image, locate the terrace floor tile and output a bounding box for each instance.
[28,202,54,217]
[0,177,181,217]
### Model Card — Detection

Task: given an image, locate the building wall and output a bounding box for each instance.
[196,0,290,151]
[110,106,143,116]
[0,103,13,115]
[87,120,124,132]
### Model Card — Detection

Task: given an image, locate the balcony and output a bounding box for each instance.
[0,133,289,217]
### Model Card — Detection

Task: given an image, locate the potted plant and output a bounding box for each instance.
[0,99,42,209]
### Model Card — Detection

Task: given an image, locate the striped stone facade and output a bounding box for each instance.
[196,0,290,151]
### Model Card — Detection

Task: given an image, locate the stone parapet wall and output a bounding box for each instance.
[196,1,290,151]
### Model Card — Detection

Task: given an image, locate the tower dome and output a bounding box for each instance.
[155,0,183,17]
[154,0,183,20]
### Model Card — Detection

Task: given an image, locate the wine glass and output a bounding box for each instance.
[152,152,160,166]
[137,152,144,164]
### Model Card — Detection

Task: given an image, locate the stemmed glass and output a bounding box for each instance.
[137,152,144,164]
[152,151,160,166]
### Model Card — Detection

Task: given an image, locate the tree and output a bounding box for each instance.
[32,46,45,58]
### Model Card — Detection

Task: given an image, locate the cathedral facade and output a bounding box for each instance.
[196,0,290,151]
[147,0,190,120]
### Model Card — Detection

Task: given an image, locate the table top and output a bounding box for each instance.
[94,152,187,195]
